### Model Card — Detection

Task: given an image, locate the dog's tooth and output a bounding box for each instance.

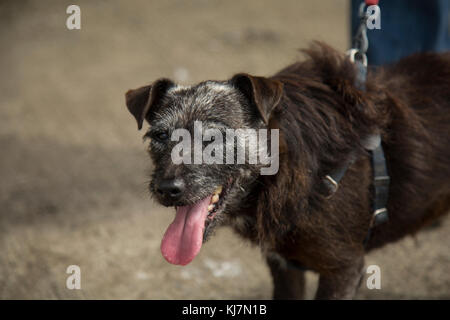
[211,194,219,203]
[214,186,223,194]
[208,204,214,211]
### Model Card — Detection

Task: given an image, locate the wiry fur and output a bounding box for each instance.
[125,42,450,299]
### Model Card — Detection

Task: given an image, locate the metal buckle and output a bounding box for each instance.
[370,208,388,227]
[324,175,339,199]
[347,48,368,67]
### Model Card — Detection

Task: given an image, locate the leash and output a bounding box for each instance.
[322,0,389,246]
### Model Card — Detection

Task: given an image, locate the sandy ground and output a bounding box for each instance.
[0,0,448,299]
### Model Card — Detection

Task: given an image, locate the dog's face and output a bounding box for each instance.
[125,74,283,265]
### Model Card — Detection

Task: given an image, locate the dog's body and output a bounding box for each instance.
[125,43,450,299]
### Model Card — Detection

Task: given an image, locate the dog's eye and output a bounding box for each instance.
[153,131,169,142]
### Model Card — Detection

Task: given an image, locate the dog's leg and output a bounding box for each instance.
[314,256,365,300]
[266,253,306,300]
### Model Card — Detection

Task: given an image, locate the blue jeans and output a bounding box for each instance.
[351,0,450,65]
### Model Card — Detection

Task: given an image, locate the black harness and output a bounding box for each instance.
[323,132,390,246]
[322,53,390,247]
[330,0,390,245]
[286,1,389,271]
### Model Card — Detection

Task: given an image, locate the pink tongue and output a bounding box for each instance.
[160,196,212,265]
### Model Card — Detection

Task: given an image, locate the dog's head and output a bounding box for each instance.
[125,74,283,265]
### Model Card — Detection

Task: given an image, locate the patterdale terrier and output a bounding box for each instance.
[125,42,450,299]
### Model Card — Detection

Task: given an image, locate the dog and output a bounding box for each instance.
[125,42,450,299]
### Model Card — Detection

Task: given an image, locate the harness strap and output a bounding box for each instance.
[286,0,387,271]
[322,0,389,248]
[369,143,390,226]
[322,154,356,198]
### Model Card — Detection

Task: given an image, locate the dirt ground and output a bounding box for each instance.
[0,0,448,299]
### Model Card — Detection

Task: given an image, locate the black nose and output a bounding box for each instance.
[156,178,185,200]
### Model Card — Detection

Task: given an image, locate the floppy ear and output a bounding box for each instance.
[125,79,174,130]
[231,73,283,124]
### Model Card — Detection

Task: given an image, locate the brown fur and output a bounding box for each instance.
[231,42,450,298]
[125,42,450,299]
